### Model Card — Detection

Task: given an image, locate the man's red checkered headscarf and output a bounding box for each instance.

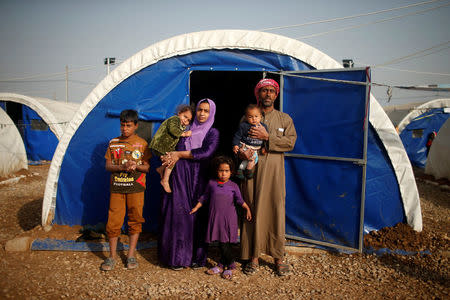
[254,78,280,105]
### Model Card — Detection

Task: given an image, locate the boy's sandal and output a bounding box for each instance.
[276,263,291,276]
[221,269,233,280]
[100,257,115,271]
[126,257,138,270]
[205,266,223,275]
[243,262,259,275]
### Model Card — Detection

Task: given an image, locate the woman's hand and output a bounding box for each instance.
[161,150,193,167]
[161,152,179,168]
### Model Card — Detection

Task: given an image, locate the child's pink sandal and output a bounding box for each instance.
[221,269,233,280]
[205,266,223,275]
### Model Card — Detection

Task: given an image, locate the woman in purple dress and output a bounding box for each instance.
[158,99,219,270]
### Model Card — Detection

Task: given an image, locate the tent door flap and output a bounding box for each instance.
[281,67,370,252]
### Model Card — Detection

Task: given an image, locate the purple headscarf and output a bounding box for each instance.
[184,98,216,150]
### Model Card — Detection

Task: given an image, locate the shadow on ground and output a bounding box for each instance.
[17,198,42,231]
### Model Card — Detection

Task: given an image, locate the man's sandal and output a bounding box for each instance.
[276,263,291,276]
[127,257,138,270]
[243,262,259,275]
[221,269,233,280]
[100,257,115,271]
[205,266,223,275]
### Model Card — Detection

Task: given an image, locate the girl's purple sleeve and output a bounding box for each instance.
[233,183,245,206]
[191,128,220,160]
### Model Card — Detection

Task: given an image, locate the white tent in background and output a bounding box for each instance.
[0,93,80,161]
[0,93,80,139]
[397,99,450,168]
[425,117,450,180]
[384,101,427,130]
[0,107,27,176]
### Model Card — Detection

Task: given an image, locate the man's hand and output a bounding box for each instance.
[232,145,240,154]
[249,124,269,141]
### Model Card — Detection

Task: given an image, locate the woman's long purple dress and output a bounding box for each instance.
[158,128,219,267]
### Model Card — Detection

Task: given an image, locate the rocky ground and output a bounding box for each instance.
[0,164,448,299]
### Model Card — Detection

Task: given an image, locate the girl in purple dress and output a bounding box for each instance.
[190,156,252,280]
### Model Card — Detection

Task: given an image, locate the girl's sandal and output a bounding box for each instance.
[205,266,223,275]
[100,257,115,271]
[243,262,259,275]
[221,269,233,280]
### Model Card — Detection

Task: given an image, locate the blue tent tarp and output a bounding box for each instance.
[400,107,450,168]
[21,105,59,161]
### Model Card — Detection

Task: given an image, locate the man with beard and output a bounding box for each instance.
[240,78,297,276]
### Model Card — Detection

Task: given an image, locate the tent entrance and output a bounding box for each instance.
[282,68,370,252]
[1,101,25,136]
[189,71,279,156]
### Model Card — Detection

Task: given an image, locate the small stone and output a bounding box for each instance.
[5,236,32,251]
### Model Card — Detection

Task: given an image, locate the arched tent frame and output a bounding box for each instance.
[42,30,422,234]
[383,101,427,129]
[0,107,27,176]
[397,98,450,133]
[397,98,450,168]
[0,93,79,139]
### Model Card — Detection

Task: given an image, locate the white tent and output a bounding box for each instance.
[0,107,27,177]
[383,101,426,130]
[425,118,450,180]
[0,93,80,139]
[0,93,80,162]
[41,30,422,250]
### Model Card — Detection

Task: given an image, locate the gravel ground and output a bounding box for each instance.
[0,164,448,299]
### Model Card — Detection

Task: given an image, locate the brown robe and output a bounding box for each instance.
[240,109,297,260]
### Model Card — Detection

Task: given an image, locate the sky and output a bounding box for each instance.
[0,0,449,106]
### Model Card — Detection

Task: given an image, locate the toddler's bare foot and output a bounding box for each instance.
[156,166,164,179]
[161,180,172,193]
